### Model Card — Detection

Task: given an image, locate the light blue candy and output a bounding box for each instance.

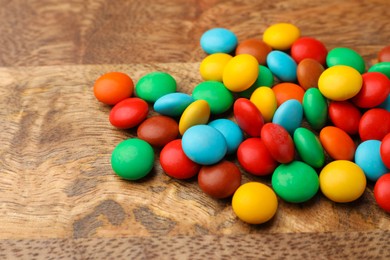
[208,119,243,154]
[267,50,297,82]
[355,140,388,181]
[200,28,238,54]
[378,94,390,112]
[154,93,194,117]
[272,99,303,135]
[182,125,227,165]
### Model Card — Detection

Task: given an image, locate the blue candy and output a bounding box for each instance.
[154,93,194,117]
[200,28,238,54]
[272,99,303,135]
[355,140,388,181]
[267,50,297,82]
[208,119,243,154]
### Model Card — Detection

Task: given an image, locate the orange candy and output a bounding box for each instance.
[94,72,134,105]
[319,126,356,161]
[272,83,305,106]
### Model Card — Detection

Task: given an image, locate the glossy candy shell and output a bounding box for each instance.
[109,98,148,129]
[135,72,177,103]
[261,123,295,164]
[137,116,179,147]
[154,93,194,117]
[233,98,264,137]
[293,127,325,168]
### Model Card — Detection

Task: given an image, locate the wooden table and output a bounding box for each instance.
[0,0,389,259]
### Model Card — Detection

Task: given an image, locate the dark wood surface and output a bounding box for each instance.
[0,0,389,259]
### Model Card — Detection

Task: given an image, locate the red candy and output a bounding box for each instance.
[380,133,390,169]
[359,108,390,141]
[374,173,390,213]
[290,37,328,65]
[328,101,361,135]
[351,72,390,108]
[237,138,278,176]
[234,98,264,137]
[109,97,149,129]
[378,45,390,62]
[261,123,295,163]
[160,139,200,179]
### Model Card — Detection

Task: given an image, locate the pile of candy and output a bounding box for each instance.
[93,23,390,224]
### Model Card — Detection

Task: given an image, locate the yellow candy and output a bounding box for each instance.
[199,53,233,81]
[318,65,363,101]
[319,160,366,203]
[250,86,277,122]
[232,182,278,224]
[179,100,210,135]
[223,54,259,92]
[263,23,300,50]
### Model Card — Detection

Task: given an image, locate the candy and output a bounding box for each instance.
[380,133,390,169]
[199,53,232,81]
[111,138,154,180]
[291,37,328,65]
[319,126,355,161]
[160,139,200,180]
[109,97,148,129]
[318,65,363,101]
[154,93,194,117]
[374,174,390,212]
[232,182,278,224]
[198,160,241,199]
[233,98,264,137]
[208,119,243,155]
[94,72,134,105]
[250,86,277,122]
[272,99,303,135]
[263,23,300,50]
[319,160,366,203]
[272,82,305,106]
[182,125,227,165]
[261,123,295,164]
[293,127,325,168]
[239,65,274,98]
[135,72,177,103]
[368,62,390,79]
[179,100,210,135]
[328,101,361,135]
[379,94,390,111]
[223,54,259,92]
[326,47,366,74]
[272,161,319,203]
[137,115,179,147]
[358,108,390,141]
[303,88,328,130]
[237,138,277,176]
[192,81,234,114]
[297,58,324,90]
[235,38,272,65]
[355,140,388,181]
[266,50,297,82]
[200,28,238,54]
[378,45,390,62]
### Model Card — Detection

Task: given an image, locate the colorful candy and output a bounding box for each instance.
[223,54,259,92]
[94,72,134,105]
[192,81,233,114]
[179,100,210,135]
[326,47,366,74]
[291,37,328,65]
[263,23,300,50]
[303,88,328,130]
[200,28,238,54]
[374,174,390,212]
[272,99,303,135]
[355,140,388,181]
[199,53,232,81]
[380,133,390,169]
[368,62,390,79]
[250,87,277,122]
[135,72,177,103]
[358,108,390,141]
[235,38,272,65]
[109,97,148,129]
[154,93,194,117]
[233,98,264,137]
[137,115,179,147]
[293,127,325,168]
[272,82,304,106]
[378,45,390,62]
[319,126,355,161]
[261,123,295,164]
[328,101,361,135]
[208,119,243,155]
[297,58,324,90]
[266,50,297,82]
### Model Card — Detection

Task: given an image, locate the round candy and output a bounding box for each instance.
[192,81,233,114]
[297,58,325,90]
[111,138,154,180]
[326,47,365,74]
[374,173,390,212]
[328,101,361,135]
[319,160,366,203]
[263,23,300,50]
[239,65,274,98]
[272,99,303,135]
[351,72,390,108]
[198,160,242,199]
[267,50,297,82]
[368,62,390,79]
[380,133,390,169]
[93,72,134,105]
[237,138,278,176]
[233,98,264,137]
[318,65,363,101]
[250,87,277,122]
[355,140,388,181]
[199,53,232,81]
[208,119,243,155]
[109,97,148,129]
[359,108,390,141]
[200,28,238,54]
[137,115,179,147]
[135,72,177,103]
[232,182,278,224]
[303,88,328,130]
[378,45,390,62]
[291,37,328,65]
[272,161,319,203]
[182,125,227,165]
[154,93,194,117]
[179,100,210,135]
[272,82,305,106]
[261,123,295,164]
[319,126,356,161]
[294,127,325,168]
[160,139,200,179]
[235,38,272,65]
[223,54,259,92]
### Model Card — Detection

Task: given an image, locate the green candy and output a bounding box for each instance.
[111,138,154,180]
[192,81,234,114]
[368,62,390,79]
[135,72,177,102]
[293,127,325,168]
[326,47,366,74]
[272,161,319,203]
[239,65,274,98]
[303,88,328,130]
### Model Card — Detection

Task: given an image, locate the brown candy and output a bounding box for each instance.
[297,58,324,90]
[137,115,179,147]
[235,38,272,65]
[378,45,390,62]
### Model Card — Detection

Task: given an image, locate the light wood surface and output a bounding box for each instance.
[0,0,390,258]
